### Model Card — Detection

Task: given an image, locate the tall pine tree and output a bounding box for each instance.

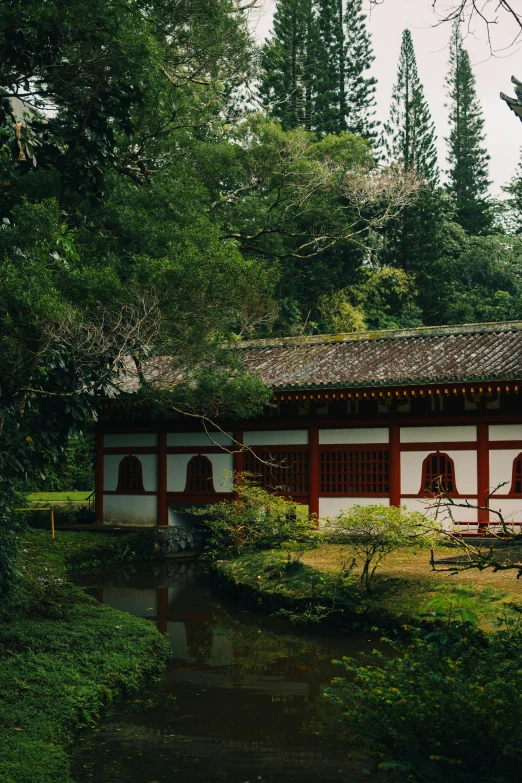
[344,0,378,142]
[503,149,522,235]
[259,0,320,131]
[445,24,492,235]
[383,29,438,183]
[381,29,442,286]
[261,0,377,141]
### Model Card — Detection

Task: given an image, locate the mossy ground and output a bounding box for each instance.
[0,530,171,783]
[214,544,522,632]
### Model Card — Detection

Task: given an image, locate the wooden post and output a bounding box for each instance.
[477,422,489,533]
[308,427,320,524]
[389,423,401,507]
[157,431,168,527]
[94,431,104,524]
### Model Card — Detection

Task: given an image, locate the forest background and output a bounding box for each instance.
[1,0,522,585]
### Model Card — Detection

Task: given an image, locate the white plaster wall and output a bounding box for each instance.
[104,433,157,447]
[102,588,157,616]
[104,454,157,491]
[167,432,233,447]
[489,449,520,491]
[400,425,476,443]
[400,450,477,495]
[243,429,308,446]
[167,453,233,492]
[211,454,234,491]
[104,454,120,491]
[488,499,522,523]
[489,424,522,441]
[319,497,390,519]
[319,427,389,444]
[167,453,193,492]
[103,494,157,525]
[400,497,479,524]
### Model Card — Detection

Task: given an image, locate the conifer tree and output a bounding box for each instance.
[445,24,492,234]
[259,0,320,131]
[503,149,522,235]
[344,0,378,142]
[383,29,438,183]
[261,0,378,141]
[381,29,441,285]
[314,0,345,134]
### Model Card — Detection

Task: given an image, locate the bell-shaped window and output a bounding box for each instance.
[117,455,145,493]
[185,455,215,493]
[510,453,522,495]
[421,452,457,495]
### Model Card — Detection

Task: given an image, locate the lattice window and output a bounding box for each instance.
[510,453,522,495]
[117,455,145,493]
[421,452,457,495]
[244,450,309,495]
[321,450,389,495]
[185,455,215,493]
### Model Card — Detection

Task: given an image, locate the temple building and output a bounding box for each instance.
[95,321,522,533]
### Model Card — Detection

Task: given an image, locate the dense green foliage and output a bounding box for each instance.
[329,609,522,782]
[0,530,170,783]
[189,473,314,558]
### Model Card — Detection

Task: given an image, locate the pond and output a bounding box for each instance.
[71,560,387,783]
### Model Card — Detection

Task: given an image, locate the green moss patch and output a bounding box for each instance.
[0,530,171,783]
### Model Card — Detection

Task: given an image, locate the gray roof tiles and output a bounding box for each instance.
[117,321,522,394]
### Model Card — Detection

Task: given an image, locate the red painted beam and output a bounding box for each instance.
[95,431,104,523]
[308,428,320,524]
[477,422,490,531]
[389,424,401,507]
[157,431,168,527]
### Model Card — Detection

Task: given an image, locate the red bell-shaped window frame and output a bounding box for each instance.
[116,455,145,493]
[421,452,458,495]
[185,455,215,494]
[510,453,522,495]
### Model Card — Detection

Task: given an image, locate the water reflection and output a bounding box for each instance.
[72,562,384,783]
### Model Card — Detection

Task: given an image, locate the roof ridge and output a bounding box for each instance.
[237,320,522,349]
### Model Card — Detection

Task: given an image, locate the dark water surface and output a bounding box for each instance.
[71,561,385,783]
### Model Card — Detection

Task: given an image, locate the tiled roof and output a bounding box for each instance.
[236,321,522,390]
[116,321,522,394]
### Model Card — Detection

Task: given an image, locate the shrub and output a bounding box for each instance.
[188,472,314,557]
[325,505,430,589]
[328,608,522,782]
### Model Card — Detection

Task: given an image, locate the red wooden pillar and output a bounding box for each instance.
[308,427,320,524]
[477,422,490,533]
[157,431,168,527]
[94,431,104,524]
[389,423,401,507]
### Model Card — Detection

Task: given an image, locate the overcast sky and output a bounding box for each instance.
[247,0,522,195]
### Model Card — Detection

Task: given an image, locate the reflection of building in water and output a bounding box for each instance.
[91,578,325,701]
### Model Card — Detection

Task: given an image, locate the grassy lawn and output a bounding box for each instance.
[0,530,170,783]
[27,491,92,504]
[215,543,522,632]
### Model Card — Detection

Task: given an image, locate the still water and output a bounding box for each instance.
[71,561,385,783]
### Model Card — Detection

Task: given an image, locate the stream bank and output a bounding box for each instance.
[0,530,171,783]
